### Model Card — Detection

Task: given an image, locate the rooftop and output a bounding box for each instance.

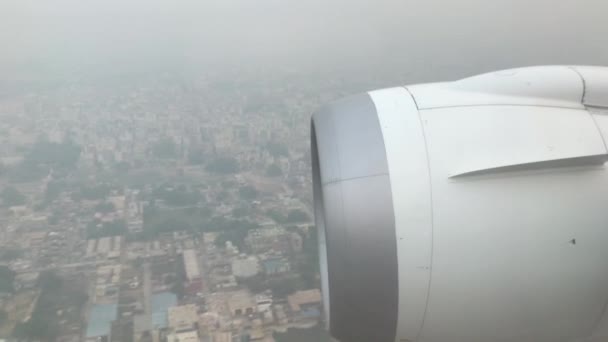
[182,249,201,281]
[288,289,322,312]
[86,303,118,338]
[152,292,178,329]
[168,304,198,331]
[167,330,199,342]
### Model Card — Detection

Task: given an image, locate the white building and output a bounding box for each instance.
[183,249,201,281]
[231,256,259,278]
[256,293,273,313]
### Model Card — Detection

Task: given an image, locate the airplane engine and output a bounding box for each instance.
[311,66,608,342]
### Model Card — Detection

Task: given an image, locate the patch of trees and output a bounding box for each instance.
[238,185,258,200]
[27,139,81,168]
[120,169,165,188]
[151,138,178,159]
[231,206,251,218]
[0,266,15,293]
[113,161,131,173]
[140,201,257,245]
[72,183,112,201]
[271,210,311,226]
[298,227,320,288]
[187,148,206,165]
[141,204,210,240]
[13,271,87,341]
[0,309,7,326]
[286,209,310,223]
[47,213,60,225]
[9,139,81,182]
[1,186,26,207]
[45,180,68,202]
[0,248,23,261]
[144,216,194,239]
[152,186,201,207]
[86,219,127,239]
[269,277,305,298]
[95,201,116,213]
[266,163,282,177]
[266,208,288,224]
[208,216,258,231]
[206,157,239,174]
[265,142,289,157]
[213,229,247,250]
[8,161,48,183]
[216,190,229,202]
[210,217,259,251]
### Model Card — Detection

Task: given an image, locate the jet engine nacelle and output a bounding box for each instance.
[311,66,608,342]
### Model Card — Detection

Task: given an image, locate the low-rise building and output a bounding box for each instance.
[86,235,122,260]
[287,289,322,321]
[183,249,202,294]
[231,255,259,278]
[227,290,256,317]
[168,304,199,332]
[167,330,200,342]
[249,327,265,341]
[245,227,289,253]
[211,331,232,342]
[256,292,273,313]
[95,264,121,302]
[183,249,200,280]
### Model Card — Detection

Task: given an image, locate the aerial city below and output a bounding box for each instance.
[0,66,368,342]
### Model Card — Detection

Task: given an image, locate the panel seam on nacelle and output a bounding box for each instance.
[416,103,584,111]
[404,87,421,111]
[448,154,608,179]
[567,66,587,104]
[321,172,389,186]
[588,110,608,153]
[566,67,608,152]
[405,86,435,342]
[371,87,432,341]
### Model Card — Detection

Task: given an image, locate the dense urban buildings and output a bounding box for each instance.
[0,67,369,342]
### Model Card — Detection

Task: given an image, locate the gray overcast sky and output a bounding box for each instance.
[1,0,607,83]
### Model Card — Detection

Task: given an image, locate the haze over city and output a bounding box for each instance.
[0,1,607,342]
[2,0,608,84]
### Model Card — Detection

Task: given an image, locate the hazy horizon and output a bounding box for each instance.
[1,0,608,85]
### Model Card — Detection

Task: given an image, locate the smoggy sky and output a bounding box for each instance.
[1,0,607,83]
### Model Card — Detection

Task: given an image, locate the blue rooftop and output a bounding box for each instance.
[301,307,321,318]
[86,304,118,338]
[263,258,287,273]
[151,292,177,329]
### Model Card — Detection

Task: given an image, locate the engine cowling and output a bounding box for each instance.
[311,66,608,342]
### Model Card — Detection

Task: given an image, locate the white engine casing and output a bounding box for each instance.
[311,65,608,342]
